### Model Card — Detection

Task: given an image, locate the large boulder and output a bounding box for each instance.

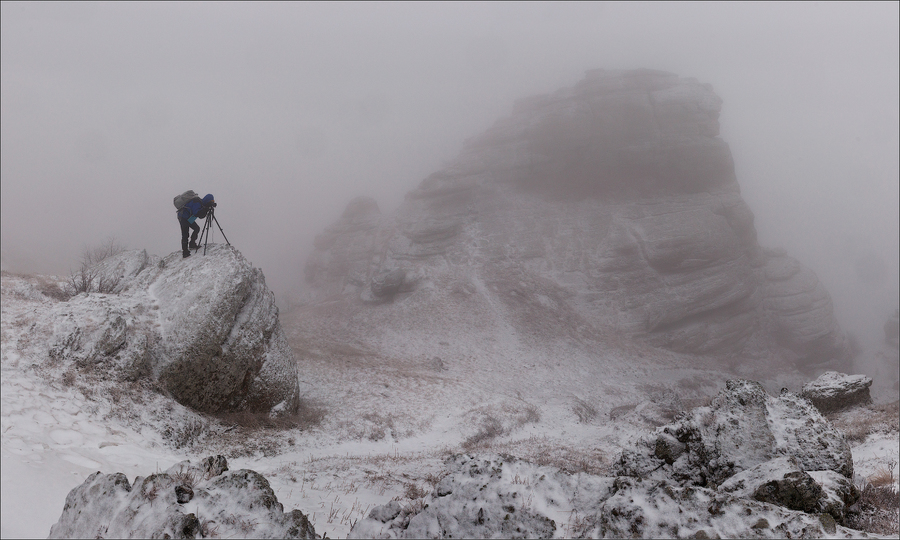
[300,69,849,370]
[39,245,300,415]
[801,371,873,414]
[49,456,317,539]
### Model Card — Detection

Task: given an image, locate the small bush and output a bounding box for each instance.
[67,237,125,295]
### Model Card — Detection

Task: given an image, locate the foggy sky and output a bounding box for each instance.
[2,2,898,343]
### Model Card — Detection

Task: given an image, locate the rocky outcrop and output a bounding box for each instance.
[302,69,849,369]
[41,245,299,415]
[350,380,862,539]
[801,371,873,414]
[618,380,853,483]
[49,456,317,539]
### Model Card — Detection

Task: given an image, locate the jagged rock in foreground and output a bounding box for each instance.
[801,371,874,414]
[350,380,863,539]
[49,456,317,539]
[42,244,299,415]
[303,69,849,370]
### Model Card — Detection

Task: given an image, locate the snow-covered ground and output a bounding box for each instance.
[2,270,898,538]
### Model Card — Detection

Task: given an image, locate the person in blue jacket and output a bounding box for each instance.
[177,193,216,258]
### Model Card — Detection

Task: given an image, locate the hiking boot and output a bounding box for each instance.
[182,251,191,258]
[189,242,200,250]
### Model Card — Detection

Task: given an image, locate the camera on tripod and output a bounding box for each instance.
[196,204,229,254]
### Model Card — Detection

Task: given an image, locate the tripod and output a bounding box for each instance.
[196,207,231,255]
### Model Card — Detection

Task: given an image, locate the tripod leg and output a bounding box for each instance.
[212,214,231,246]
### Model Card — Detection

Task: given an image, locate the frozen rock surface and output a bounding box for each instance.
[48,456,317,539]
[801,371,874,414]
[35,245,299,414]
[618,380,853,484]
[350,380,863,539]
[302,69,849,370]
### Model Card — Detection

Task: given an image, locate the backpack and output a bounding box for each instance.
[173,190,199,211]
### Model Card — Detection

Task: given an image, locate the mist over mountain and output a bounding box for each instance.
[298,69,852,378]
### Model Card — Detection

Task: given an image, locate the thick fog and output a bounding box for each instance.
[2,3,897,352]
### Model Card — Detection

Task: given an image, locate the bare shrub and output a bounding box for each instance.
[67,237,125,295]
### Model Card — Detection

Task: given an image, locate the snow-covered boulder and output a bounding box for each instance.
[801,371,873,414]
[49,456,317,539]
[35,245,300,415]
[618,380,853,485]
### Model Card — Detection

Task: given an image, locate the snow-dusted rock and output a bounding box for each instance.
[49,456,317,539]
[300,68,849,370]
[719,456,859,519]
[350,453,862,539]
[617,380,853,486]
[36,245,300,415]
[349,454,611,539]
[801,371,873,414]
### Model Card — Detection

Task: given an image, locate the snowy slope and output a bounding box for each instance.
[1,269,897,538]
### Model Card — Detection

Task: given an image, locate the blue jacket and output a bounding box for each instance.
[178,194,215,222]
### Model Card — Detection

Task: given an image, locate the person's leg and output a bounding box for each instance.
[189,222,200,248]
[179,218,191,257]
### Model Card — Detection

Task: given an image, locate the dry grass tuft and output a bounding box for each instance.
[869,460,898,488]
[462,415,505,450]
[572,397,598,423]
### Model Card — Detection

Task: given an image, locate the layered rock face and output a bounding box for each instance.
[304,69,848,368]
[44,245,299,415]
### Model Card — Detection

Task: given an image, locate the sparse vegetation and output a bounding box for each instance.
[572,397,598,423]
[67,237,126,295]
[463,414,505,450]
[846,480,899,535]
[830,400,900,443]
[162,417,209,450]
[34,275,71,301]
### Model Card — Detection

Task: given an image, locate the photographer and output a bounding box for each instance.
[177,193,216,258]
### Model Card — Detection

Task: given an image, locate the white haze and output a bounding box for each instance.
[2,2,898,363]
